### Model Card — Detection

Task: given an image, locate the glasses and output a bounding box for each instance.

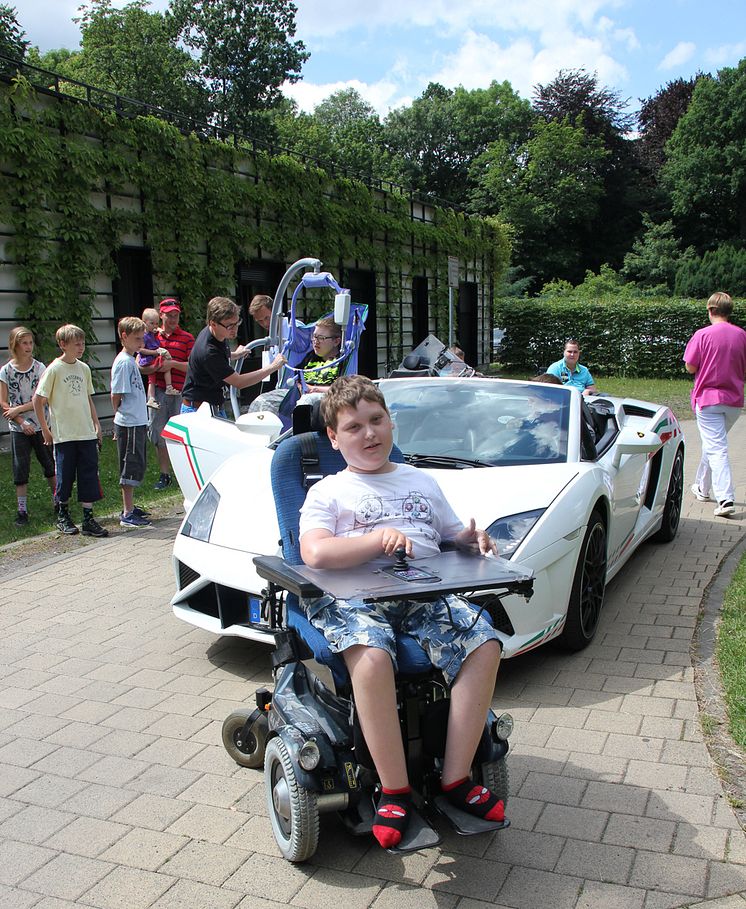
[218,318,242,329]
[312,334,338,342]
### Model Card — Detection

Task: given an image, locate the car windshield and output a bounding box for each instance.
[380,378,571,467]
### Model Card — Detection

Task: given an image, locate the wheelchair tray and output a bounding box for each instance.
[289,551,533,602]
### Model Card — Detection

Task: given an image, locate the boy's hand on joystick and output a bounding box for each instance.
[393,546,409,571]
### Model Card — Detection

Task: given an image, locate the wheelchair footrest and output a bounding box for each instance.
[387,806,441,854]
[432,796,510,836]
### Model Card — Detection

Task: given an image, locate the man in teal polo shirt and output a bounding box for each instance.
[546,340,597,395]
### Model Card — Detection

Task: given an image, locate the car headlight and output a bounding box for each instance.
[486,508,545,560]
[180,483,220,542]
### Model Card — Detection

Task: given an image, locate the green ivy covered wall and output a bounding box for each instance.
[0,74,509,423]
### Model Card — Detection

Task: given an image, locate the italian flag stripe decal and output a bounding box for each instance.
[161,420,205,489]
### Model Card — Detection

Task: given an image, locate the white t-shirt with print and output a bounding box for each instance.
[0,358,46,432]
[299,462,464,566]
[35,357,96,443]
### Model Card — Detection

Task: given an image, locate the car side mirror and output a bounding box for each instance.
[611,426,661,469]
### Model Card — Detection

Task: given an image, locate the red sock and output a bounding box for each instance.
[372,787,411,849]
[442,777,504,822]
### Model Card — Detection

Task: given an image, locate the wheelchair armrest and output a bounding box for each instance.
[253,555,324,599]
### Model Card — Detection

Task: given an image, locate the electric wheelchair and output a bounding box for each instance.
[220,404,534,862]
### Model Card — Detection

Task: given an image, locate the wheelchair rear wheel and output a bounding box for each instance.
[265,736,319,862]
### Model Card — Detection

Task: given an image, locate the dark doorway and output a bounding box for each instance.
[112,248,154,351]
[411,276,429,347]
[235,259,287,405]
[341,267,378,378]
[458,281,478,368]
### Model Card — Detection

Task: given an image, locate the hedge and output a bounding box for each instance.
[493,296,746,378]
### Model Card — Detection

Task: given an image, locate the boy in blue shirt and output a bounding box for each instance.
[111,317,152,528]
[546,339,597,395]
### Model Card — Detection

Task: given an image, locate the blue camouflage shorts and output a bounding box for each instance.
[302,594,499,685]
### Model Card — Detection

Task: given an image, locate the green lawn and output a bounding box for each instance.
[0,435,180,546]
[719,556,746,749]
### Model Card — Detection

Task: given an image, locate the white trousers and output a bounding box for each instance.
[694,404,741,503]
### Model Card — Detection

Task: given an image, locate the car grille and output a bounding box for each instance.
[178,560,200,589]
[473,594,515,636]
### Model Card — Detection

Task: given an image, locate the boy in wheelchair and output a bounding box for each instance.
[299,376,506,850]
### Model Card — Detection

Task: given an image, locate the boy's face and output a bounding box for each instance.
[327,398,394,474]
[122,329,144,355]
[311,328,341,361]
[563,344,580,368]
[59,335,85,360]
[144,316,159,332]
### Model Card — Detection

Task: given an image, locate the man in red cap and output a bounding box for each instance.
[146,298,194,489]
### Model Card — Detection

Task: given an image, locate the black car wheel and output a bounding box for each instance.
[650,447,684,543]
[558,509,607,650]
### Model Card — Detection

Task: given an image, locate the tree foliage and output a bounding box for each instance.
[383,80,534,203]
[621,215,691,290]
[0,4,28,65]
[68,0,209,120]
[664,59,746,246]
[472,118,608,286]
[170,0,308,132]
[637,76,702,175]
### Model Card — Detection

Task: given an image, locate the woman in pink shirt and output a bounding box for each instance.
[684,291,746,517]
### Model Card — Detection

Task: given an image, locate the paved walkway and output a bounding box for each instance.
[1,420,745,909]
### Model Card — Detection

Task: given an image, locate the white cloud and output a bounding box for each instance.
[427,29,628,98]
[704,41,746,67]
[658,42,696,71]
[284,78,405,116]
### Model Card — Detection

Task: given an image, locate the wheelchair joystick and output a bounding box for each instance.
[393,547,408,571]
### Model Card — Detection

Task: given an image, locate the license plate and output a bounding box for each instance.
[248,595,265,625]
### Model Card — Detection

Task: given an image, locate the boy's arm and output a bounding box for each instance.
[88,395,102,441]
[111,392,122,416]
[300,527,413,570]
[33,393,53,445]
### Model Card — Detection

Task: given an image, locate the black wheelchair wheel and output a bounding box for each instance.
[222,708,268,769]
[265,736,319,862]
[480,756,509,807]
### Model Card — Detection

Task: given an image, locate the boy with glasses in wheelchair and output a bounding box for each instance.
[298,375,506,850]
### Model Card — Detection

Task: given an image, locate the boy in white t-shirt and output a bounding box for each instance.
[33,324,107,538]
[299,375,504,850]
[111,317,152,529]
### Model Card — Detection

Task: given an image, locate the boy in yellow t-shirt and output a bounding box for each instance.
[33,324,108,538]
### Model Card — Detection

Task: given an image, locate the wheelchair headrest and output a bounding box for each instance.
[292,400,325,434]
[402,353,426,370]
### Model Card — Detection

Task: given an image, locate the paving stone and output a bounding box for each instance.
[555,839,635,885]
[534,803,609,841]
[581,781,649,816]
[291,866,385,909]
[630,851,708,898]
[159,839,251,886]
[602,814,676,852]
[0,884,41,908]
[575,880,645,909]
[0,839,58,886]
[496,865,582,909]
[99,827,189,871]
[166,802,246,844]
[151,877,243,909]
[0,804,74,845]
[222,853,312,902]
[21,852,114,901]
[80,865,176,909]
[370,883,458,909]
[483,828,565,871]
[422,853,510,901]
[518,770,587,806]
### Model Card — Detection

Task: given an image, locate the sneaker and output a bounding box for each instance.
[146,398,160,410]
[15,510,28,527]
[120,512,152,528]
[56,509,79,535]
[690,483,710,502]
[81,515,109,537]
[154,473,172,490]
[132,505,151,518]
[165,385,181,396]
[714,501,735,517]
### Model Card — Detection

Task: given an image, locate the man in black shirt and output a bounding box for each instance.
[181,297,285,415]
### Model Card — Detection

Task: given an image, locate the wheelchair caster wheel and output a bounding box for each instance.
[222,707,268,769]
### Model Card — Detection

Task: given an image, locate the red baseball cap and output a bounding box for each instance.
[159,298,181,313]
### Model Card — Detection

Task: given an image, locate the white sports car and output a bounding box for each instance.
[165,377,683,658]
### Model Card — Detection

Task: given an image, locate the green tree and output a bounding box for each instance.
[383,80,534,204]
[0,4,28,66]
[170,0,308,132]
[312,88,387,179]
[621,215,692,290]
[69,0,209,121]
[472,118,608,286]
[533,68,644,276]
[663,58,746,247]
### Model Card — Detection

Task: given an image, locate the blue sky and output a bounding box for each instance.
[12,0,746,117]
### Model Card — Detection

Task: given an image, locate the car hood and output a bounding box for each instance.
[426,462,581,525]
